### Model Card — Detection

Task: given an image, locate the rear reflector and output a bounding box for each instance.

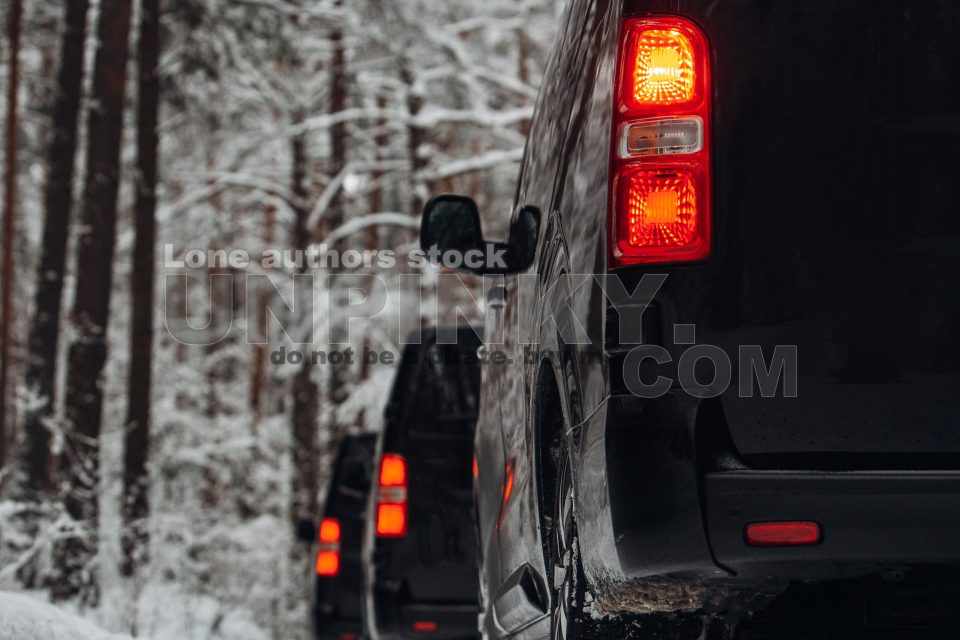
[316,517,341,576]
[413,621,439,633]
[746,521,822,547]
[376,454,409,538]
[611,16,712,267]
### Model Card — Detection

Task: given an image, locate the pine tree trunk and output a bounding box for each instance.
[121,0,159,578]
[20,0,91,495]
[327,4,349,443]
[250,204,276,426]
[401,63,426,216]
[399,62,426,344]
[1,0,24,470]
[58,0,133,600]
[289,129,319,523]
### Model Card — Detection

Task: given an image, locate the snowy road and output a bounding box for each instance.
[0,593,133,640]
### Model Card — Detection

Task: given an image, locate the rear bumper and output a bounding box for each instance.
[314,618,363,640]
[370,601,479,640]
[707,469,960,577]
[578,392,960,594]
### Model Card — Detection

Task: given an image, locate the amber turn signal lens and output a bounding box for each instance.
[627,27,696,107]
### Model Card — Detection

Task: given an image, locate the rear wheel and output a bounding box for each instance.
[547,430,588,640]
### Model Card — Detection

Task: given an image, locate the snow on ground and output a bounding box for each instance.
[0,592,133,640]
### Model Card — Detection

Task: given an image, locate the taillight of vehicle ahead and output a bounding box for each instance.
[376,453,408,538]
[610,16,712,268]
[316,517,341,577]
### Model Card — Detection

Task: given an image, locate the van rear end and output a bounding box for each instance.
[365,329,483,640]
[314,435,376,640]
[597,0,960,605]
[614,0,960,461]
[691,0,960,461]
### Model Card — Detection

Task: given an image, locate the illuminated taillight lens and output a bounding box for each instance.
[745,521,822,547]
[316,550,340,576]
[611,17,711,267]
[376,503,407,537]
[379,453,407,488]
[615,166,709,263]
[318,518,341,544]
[623,25,699,109]
[316,517,341,577]
[376,454,408,538]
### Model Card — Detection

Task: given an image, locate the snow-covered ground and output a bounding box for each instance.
[0,592,133,640]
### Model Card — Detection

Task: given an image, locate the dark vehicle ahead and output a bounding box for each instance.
[363,328,483,640]
[421,1,960,638]
[304,434,377,640]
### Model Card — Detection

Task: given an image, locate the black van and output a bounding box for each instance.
[420,1,960,638]
[307,433,377,640]
[363,328,483,640]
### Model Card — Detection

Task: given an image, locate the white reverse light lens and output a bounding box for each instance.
[620,116,703,158]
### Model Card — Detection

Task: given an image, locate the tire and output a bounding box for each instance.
[547,429,589,640]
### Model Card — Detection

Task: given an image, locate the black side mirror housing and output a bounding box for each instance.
[420,194,540,275]
[295,518,316,544]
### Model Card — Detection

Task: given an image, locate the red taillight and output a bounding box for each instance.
[376,503,407,537]
[611,16,712,267]
[318,518,341,544]
[316,517,341,576]
[376,454,408,538]
[380,453,407,487]
[745,521,822,547]
[413,621,439,633]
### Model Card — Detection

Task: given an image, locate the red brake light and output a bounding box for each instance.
[376,503,407,537]
[318,518,341,544]
[316,550,340,576]
[413,621,439,633]
[316,517,341,576]
[611,16,712,267]
[376,454,408,538]
[745,521,822,547]
[380,453,407,487]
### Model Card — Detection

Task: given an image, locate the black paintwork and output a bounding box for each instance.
[314,434,377,640]
[450,0,960,637]
[364,328,484,640]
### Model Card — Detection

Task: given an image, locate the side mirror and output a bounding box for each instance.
[295,518,316,544]
[420,195,540,275]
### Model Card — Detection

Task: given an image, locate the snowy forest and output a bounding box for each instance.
[0,0,558,637]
